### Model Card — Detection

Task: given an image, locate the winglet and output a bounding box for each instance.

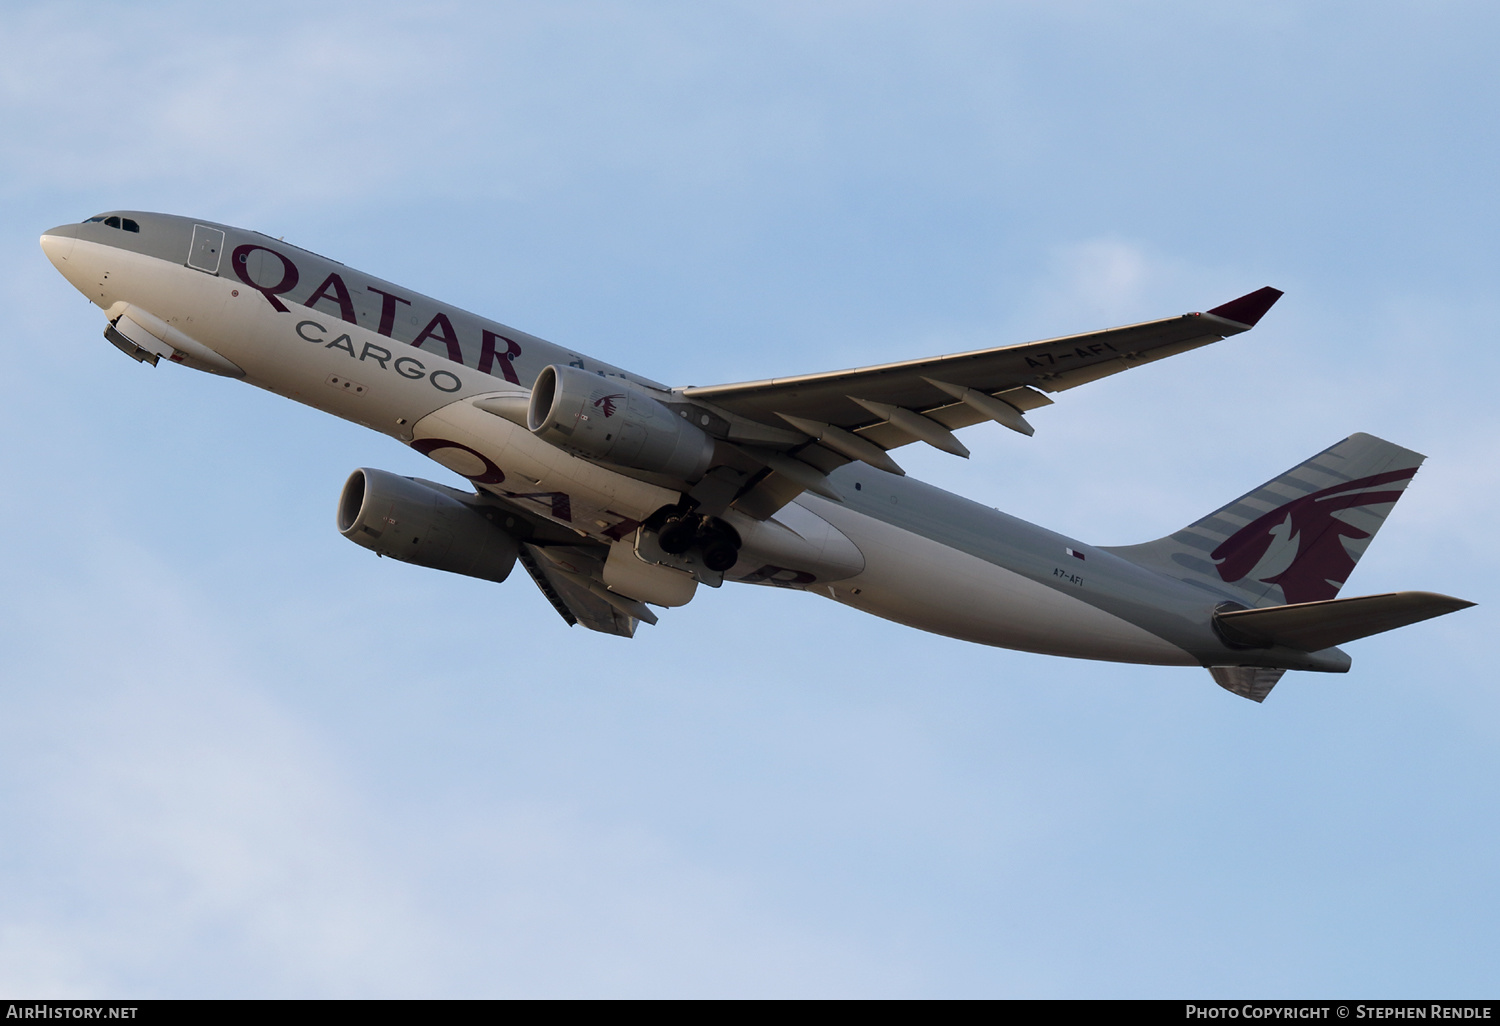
[1206,286,1284,328]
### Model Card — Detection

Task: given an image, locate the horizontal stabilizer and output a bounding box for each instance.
[1215,591,1474,653]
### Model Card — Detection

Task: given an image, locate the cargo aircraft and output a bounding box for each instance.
[40,212,1473,701]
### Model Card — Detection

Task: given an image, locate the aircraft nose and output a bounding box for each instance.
[40,222,80,267]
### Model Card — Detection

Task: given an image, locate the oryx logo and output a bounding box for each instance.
[1210,468,1416,604]
[591,392,626,418]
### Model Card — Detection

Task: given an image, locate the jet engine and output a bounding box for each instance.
[337,468,519,583]
[527,364,714,481]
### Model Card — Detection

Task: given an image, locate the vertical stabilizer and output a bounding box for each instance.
[1105,434,1425,608]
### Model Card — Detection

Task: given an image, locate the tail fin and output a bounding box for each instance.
[1105,433,1425,608]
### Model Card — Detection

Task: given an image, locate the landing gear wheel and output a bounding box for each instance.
[657,516,697,555]
[701,538,740,572]
[695,516,742,572]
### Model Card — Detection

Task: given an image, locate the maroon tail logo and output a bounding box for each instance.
[1211,468,1415,604]
[592,393,626,418]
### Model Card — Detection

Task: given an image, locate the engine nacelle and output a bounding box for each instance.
[337,468,519,583]
[527,364,714,481]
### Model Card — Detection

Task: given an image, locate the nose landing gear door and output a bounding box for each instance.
[104,314,175,366]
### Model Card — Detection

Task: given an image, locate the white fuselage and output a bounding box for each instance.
[42,215,1204,667]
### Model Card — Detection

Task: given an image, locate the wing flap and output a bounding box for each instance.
[518,542,647,638]
[1036,333,1222,391]
[853,385,1054,448]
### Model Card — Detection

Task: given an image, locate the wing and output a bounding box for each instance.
[450,485,657,638]
[517,541,657,638]
[680,288,1283,518]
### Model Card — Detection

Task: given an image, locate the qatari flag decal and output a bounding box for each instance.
[1065,547,1086,560]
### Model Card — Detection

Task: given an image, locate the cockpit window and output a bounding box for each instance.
[82,214,141,232]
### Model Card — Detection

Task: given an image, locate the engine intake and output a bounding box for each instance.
[528,364,714,481]
[338,468,519,583]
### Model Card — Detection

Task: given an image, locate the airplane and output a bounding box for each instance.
[39,211,1474,702]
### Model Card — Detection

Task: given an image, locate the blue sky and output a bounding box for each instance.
[1,1,1495,997]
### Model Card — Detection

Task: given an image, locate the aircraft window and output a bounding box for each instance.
[85,216,106,223]
[122,218,140,232]
[105,216,121,228]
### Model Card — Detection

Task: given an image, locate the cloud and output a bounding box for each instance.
[0,537,444,995]
[6,0,1500,998]
[0,528,907,996]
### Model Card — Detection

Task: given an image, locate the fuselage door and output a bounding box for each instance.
[187,224,225,274]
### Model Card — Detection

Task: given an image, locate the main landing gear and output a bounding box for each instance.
[650,507,742,573]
